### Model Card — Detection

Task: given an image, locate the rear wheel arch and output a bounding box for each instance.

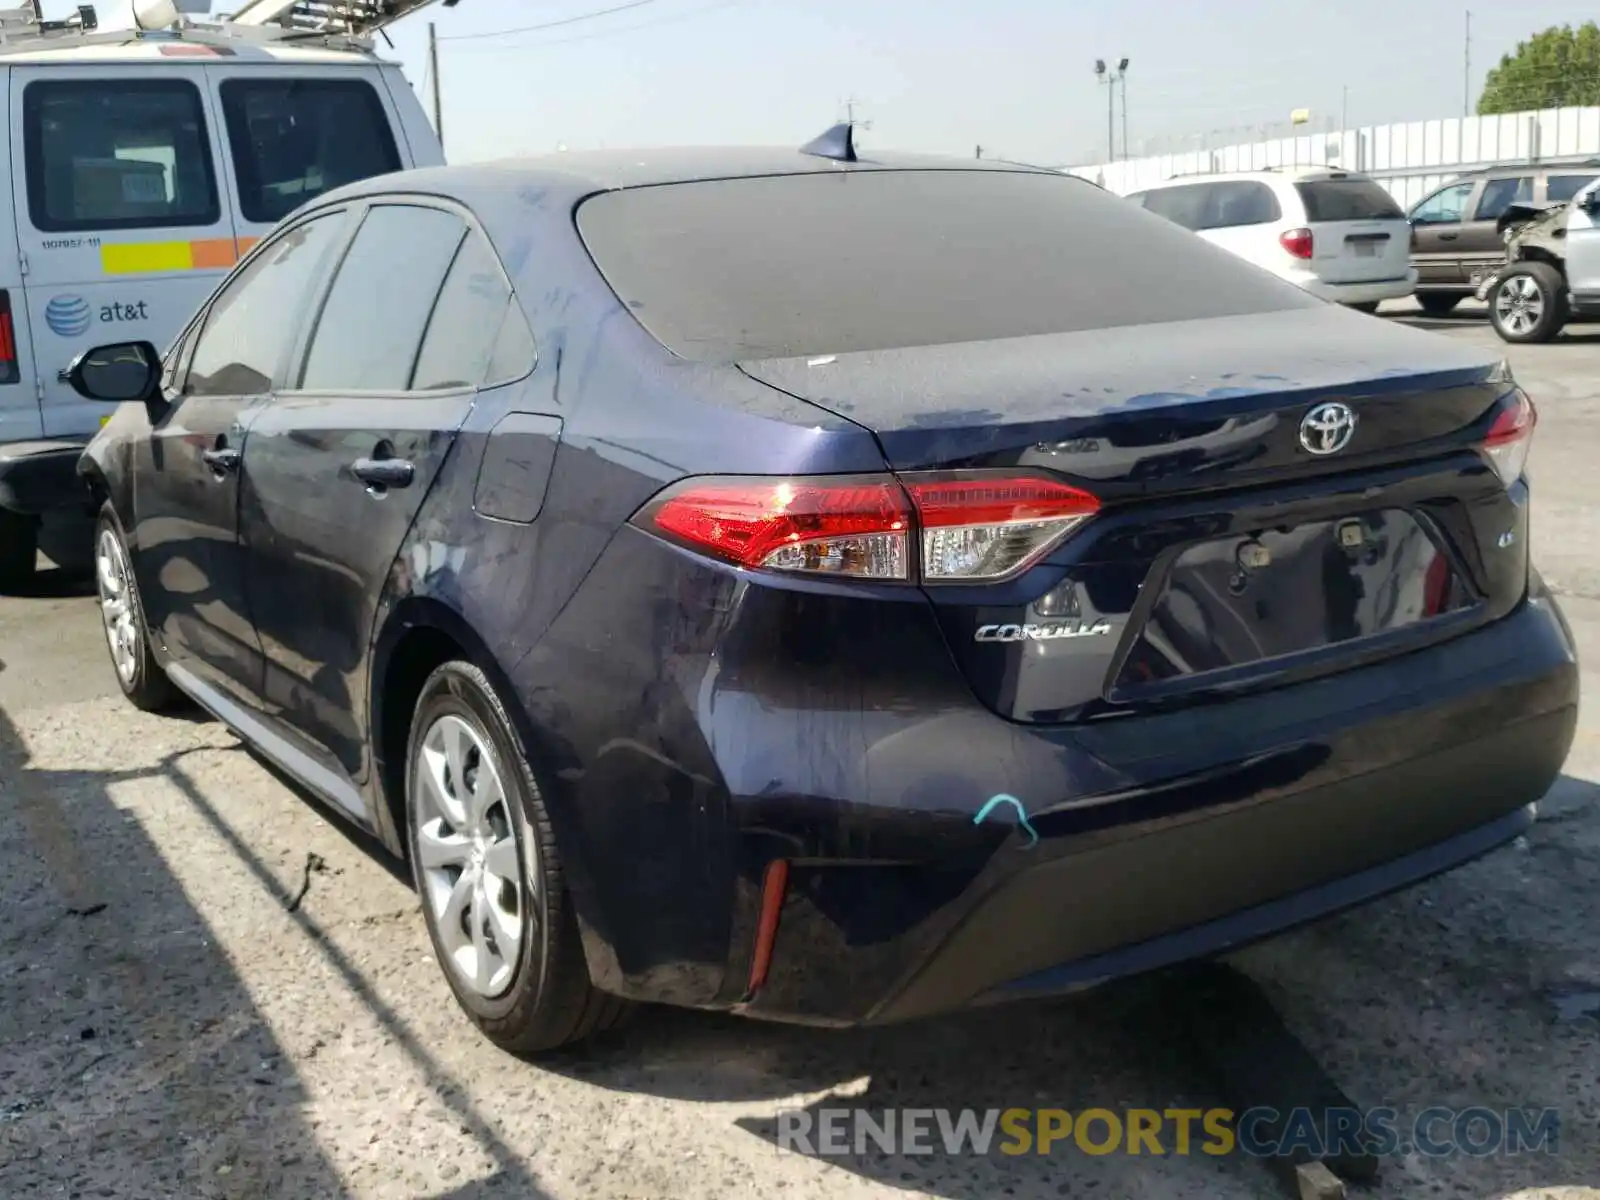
[369,598,570,861]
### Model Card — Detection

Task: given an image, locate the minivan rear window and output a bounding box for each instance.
[1294,178,1404,222]
[220,78,401,224]
[23,79,220,233]
[577,170,1321,362]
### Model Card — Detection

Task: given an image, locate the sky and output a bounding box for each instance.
[77,0,1600,166]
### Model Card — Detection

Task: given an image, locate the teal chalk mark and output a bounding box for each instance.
[973,793,1039,848]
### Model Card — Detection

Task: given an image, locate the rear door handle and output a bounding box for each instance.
[201,447,240,474]
[351,457,415,490]
[1438,232,1459,241]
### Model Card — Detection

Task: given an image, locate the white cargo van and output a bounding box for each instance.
[0,2,443,589]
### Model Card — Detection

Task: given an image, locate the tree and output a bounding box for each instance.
[1478,22,1600,115]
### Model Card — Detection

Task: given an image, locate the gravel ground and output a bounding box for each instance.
[2,315,1599,1200]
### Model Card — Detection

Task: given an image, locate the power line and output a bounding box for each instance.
[445,0,745,52]
[439,0,659,42]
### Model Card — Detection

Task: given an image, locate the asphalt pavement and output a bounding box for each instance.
[1,310,1597,1200]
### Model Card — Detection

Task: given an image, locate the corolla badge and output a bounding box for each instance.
[1298,401,1357,456]
[975,620,1112,643]
[44,294,92,338]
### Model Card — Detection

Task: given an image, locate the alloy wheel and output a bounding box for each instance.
[96,527,139,684]
[1495,275,1544,337]
[413,713,529,999]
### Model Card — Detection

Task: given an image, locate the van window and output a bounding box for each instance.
[1294,178,1404,222]
[220,78,402,225]
[1141,183,1211,231]
[1204,181,1281,227]
[23,79,219,233]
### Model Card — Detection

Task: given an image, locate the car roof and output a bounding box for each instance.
[309,147,1077,213]
[1145,168,1375,188]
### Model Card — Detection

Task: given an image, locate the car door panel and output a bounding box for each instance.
[238,202,523,783]
[134,207,350,708]
[1409,180,1479,286]
[1567,183,1600,301]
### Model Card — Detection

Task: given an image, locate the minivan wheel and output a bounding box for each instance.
[406,661,630,1055]
[1490,263,1568,343]
[94,504,180,712]
[0,508,37,593]
[1417,293,1462,316]
[1346,301,1381,314]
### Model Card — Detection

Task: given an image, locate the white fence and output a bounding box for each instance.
[1067,106,1600,208]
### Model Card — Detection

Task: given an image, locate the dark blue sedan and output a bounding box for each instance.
[68,136,1578,1053]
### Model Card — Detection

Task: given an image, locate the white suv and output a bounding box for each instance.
[1125,169,1417,312]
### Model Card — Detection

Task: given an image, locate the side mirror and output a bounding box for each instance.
[1579,191,1600,212]
[66,340,160,405]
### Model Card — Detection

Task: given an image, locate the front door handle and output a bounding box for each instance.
[201,447,240,474]
[351,457,415,490]
[1438,231,1459,241]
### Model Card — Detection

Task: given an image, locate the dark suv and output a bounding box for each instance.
[1409,161,1600,313]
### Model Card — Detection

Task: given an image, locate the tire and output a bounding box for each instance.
[1417,293,1462,316]
[1346,301,1381,315]
[0,508,38,593]
[94,503,181,712]
[1489,263,1568,344]
[406,660,630,1055]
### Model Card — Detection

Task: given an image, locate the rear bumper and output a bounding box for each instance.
[525,528,1578,1027]
[1295,269,1419,305]
[0,439,90,517]
[738,585,1577,1026]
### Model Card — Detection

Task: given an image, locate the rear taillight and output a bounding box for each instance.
[1481,389,1536,485]
[634,471,1100,584]
[0,291,18,386]
[1280,227,1314,260]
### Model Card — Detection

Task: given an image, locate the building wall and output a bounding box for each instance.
[1066,106,1600,209]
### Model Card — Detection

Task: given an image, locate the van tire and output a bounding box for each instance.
[1346,301,1381,315]
[0,509,38,593]
[1489,262,1568,344]
[1417,294,1461,316]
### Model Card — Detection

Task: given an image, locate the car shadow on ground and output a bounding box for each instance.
[0,660,555,1200]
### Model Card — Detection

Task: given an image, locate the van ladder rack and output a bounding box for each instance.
[223,0,456,37]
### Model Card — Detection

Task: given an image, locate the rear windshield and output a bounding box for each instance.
[576,169,1320,362]
[1294,178,1404,222]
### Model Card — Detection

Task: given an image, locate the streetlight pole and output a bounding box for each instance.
[1095,58,1129,162]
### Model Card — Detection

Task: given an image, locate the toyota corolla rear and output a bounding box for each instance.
[555,163,1577,1027]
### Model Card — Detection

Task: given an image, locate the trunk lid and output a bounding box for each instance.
[740,305,1527,724]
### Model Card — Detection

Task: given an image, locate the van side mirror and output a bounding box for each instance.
[66,341,160,405]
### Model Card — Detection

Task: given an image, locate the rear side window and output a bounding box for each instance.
[410,230,536,390]
[577,170,1321,362]
[23,79,219,233]
[298,204,465,392]
[1474,176,1532,220]
[1547,174,1598,203]
[1202,181,1281,227]
[220,78,402,225]
[1294,178,1404,222]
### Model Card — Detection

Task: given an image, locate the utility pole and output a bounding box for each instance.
[1464,10,1472,117]
[975,145,983,159]
[428,22,443,148]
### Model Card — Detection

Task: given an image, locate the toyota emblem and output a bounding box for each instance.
[1298,401,1357,456]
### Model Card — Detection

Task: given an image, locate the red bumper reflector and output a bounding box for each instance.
[747,859,789,994]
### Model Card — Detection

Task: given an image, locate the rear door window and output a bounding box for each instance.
[1547,173,1598,203]
[22,78,219,232]
[410,230,536,391]
[219,78,402,225]
[296,204,465,392]
[1474,176,1533,221]
[1294,178,1404,222]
